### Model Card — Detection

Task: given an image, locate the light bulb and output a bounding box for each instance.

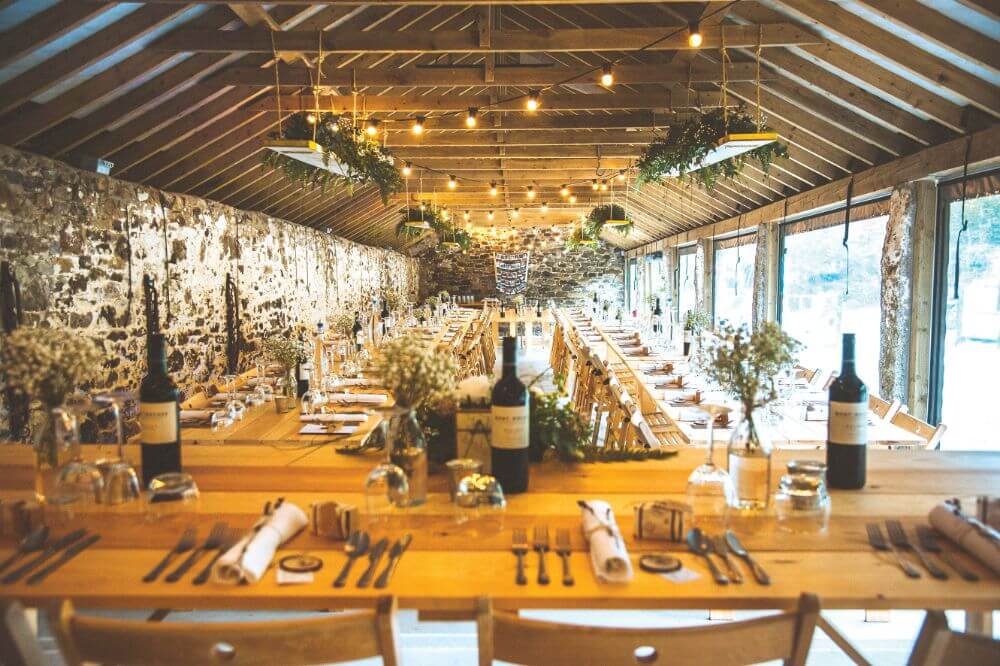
[401,162,412,177]
[560,184,569,198]
[600,180,608,191]
[419,202,426,211]
[305,112,317,125]
[591,179,599,191]
[365,118,379,136]
[688,22,703,48]
[512,208,520,219]
[466,107,478,127]
[489,182,498,197]
[569,194,577,204]
[448,175,457,190]
[442,209,451,221]
[616,172,626,182]
[526,185,535,200]
[600,63,614,87]
[526,90,540,112]
[411,116,425,135]
[463,210,470,221]
[541,202,549,213]
[487,210,494,221]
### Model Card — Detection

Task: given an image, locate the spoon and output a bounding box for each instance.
[686,528,728,585]
[0,525,49,574]
[724,530,771,585]
[333,531,370,588]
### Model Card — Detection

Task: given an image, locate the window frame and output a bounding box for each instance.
[711,231,757,328]
[675,244,697,321]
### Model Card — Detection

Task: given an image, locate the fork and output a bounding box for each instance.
[143,528,196,583]
[886,520,948,580]
[192,527,242,586]
[533,526,551,585]
[555,529,574,587]
[166,522,228,582]
[512,528,528,586]
[915,525,979,582]
[866,523,920,578]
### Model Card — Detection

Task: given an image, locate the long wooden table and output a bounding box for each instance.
[0,443,996,615]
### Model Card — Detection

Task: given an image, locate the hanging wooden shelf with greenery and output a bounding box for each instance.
[585,203,633,238]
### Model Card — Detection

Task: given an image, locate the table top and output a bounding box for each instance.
[0,444,996,613]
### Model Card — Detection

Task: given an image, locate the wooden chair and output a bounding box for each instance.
[868,395,902,421]
[52,597,400,666]
[906,610,1000,665]
[476,594,819,666]
[1,601,46,666]
[890,411,947,450]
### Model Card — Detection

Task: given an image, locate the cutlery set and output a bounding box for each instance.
[512,527,574,586]
[144,523,243,584]
[685,528,771,585]
[0,526,101,586]
[334,531,411,589]
[866,521,977,580]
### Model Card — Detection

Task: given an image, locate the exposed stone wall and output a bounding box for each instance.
[0,145,419,404]
[415,224,624,305]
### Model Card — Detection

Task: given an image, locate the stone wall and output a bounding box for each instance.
[0,145,419,406]
[415,224,625,305]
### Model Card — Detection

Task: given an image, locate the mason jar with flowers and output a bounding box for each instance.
[262,335,307,413]
[699,323,800,510]
[1,328,101,502]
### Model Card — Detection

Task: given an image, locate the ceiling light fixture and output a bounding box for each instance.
[487,210,495,221]
[541,202,549,213]
[463,210,470,221]
[466,107,478,128]
[591,179,599,191]
[401,161,412,177]
[569,194,577,204]
[688,22,703,48]
[600,63,614,87]
[526,185,536,200]
[526,90,540,112]
[600,179,608,191]
[448,174,457,189]
[489,182,498,197]
[560,184,569,198]
[411,116,425,135]
[365,118,379,137]
[512,208,520,219]
[305,112,317,125]
[616,172,626,182]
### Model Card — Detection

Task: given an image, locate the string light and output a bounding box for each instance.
[411,116,425,135]
[463,210,470,221]
[569,194,577,204]
[600,179,608,192]
[526,90,540,112]
[688,22,703,48]
[489,182,498,197]
[487,210,495,221]
[616,172,626,182]
[600,63,614,87]
[365,118,379,137]
[466,107,478,127]
[401,162,412,177]
[541,202,549,214]
[560,184,570,198]
[591,179,599,191]
[419,202,426,211]
[511,208,520,219]
[328,118,339,133]
[526,185,536,200]
[442,208,451,221]
[305,112,317,125]
[448,174,457,189]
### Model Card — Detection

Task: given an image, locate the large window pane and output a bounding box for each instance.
[780,215,887,385]
[714,236,756,329]
[936,191,1000,451]
[677,248,698,322]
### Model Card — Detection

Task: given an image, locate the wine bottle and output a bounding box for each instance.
[827,333,868,489]
[491,337,530,494]
[683,327,692,356]
[312,322,326,388]
[352,311,365,352]
[296,331,310,397]
[652,297,663,334]
[139,333,182,487]
[379,299,391,337]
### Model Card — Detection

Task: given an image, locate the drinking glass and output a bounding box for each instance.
[300,386,327,415]
[146,472,200,522]
[685,403,735,529]
[220,373,246,420]
[363,462,409,533]
[47,406,104,523]
[92,393,141,507]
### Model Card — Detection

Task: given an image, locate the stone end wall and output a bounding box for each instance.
[417,225,625,305]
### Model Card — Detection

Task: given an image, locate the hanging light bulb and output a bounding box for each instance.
[560,184,569,198]
[591,179,599,191]
[448,174,457,190]
[419,202,426,211]
[688,22,703,48]
[401,161,412,177]
[541,202,549,214]
[327,115,340,133]
[365,118,379,137]
[600,179,608,192]
[569,194,577,204]
[526,185,536,200]
[487,210,495,221]
[616,172,626,182]
[463,210,470,221]
[411,116,425,135]
[305,112,317,125]
[511,208,520,219]
[466,107,478,128]
[600,63,614,87]
[442,208,451,221]
[489,182,498,197]
[526,90,540,112]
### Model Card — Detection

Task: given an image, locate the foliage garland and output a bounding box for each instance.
[262,112,403,205]
[564,226,598,252]
[395,206,471,250]
[636,106,788,189]
[585,203,633,238]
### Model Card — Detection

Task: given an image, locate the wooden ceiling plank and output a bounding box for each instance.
[388,129,658,147]
[0,1,118,68]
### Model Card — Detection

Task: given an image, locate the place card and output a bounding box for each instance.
[661,568,700,584]
[300,413,369,423]
[276,569,315,585]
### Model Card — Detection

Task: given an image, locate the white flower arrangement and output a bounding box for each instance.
[374,331,458,409]
[1,328,102,407]
[333,313,356,336]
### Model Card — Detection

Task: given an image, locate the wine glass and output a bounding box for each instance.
[220,373,246,420]
[93,393,141,507]
[363,462,409,535]
[146,472,200,523]
[50,406,105,522]
[685,403,735,529]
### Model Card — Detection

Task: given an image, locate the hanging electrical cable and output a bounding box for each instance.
[842,177,854,298]
[953,137,973,300]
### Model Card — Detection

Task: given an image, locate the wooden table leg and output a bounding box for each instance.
[965,610,993,636]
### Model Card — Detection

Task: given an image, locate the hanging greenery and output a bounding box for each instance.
[263,112,403,205]
[395,206,472,251]
[564,226,598,252]
[585,203,633,238]
[635,106,788,190]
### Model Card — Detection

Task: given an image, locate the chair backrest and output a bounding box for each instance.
[890,411,947,449]
[54,597,399,666]
[477,594,819,666]
[1,601,46,666]
[907,610,1000,665]
[868,395,902,421]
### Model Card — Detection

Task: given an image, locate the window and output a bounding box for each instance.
[779,204,888,386]
[626,257,638,313]
[645,252,666,316]
[713,233,756,329]
[931,173,1000,451]
[677,246,698,323]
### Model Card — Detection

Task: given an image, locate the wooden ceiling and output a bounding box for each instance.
[0,1,997,250]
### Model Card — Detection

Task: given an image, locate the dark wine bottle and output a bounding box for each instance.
[827,333,868,489]
[139,333,182,487]
[491,337,530,494]
[296,331,309,397]
[652,297,663,333]
[352,311,365,352]
[380,299,391,337]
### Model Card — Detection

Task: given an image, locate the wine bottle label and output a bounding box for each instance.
[828,401,868,445]
[491,405,529,450]
[139,401,178,444]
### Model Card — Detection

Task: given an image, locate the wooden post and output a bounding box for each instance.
[699,238,714,319]
[907,181,936,420]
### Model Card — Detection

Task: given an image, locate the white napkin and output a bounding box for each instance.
[929,503,1000,575]
[298,424,360,435]
[327,393,388,405]
[300,413,369,423]
[579,499,633,583]
[213,502,308,585]
[180,409,214,423]
[334,378,377,387]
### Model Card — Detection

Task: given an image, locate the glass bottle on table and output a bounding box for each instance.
[686,403,735,529]
[827,333,868,489]
[139,333,182,488]
[491,337,530,494]
[352,311,365,353]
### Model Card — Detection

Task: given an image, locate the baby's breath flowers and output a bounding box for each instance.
[333,313,356,336]
[374,332,457,409]
[262,335,307,374]
[1,328,101,407]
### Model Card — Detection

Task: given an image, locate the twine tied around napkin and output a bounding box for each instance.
[578,500,632,583]
[212,502,308,585]
[928,500,1000,575]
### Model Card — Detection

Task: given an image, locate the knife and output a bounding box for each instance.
[26,534,101,586]
[2,529,87,584]
[356,537,389,588]
[374,534,412,589]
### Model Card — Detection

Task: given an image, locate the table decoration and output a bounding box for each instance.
[928,501,1000,575]
[578,499,633,583]
[262,334,307,413]
[213,500,308,585]
[683,309,712,357]
[699,323,800,510]
[455,376,492,473]
[775,473,830,534]
[311,501,358,539]
[686,404,735,527]
[633,500,692,541]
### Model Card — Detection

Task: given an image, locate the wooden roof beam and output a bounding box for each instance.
[0,2,117,68]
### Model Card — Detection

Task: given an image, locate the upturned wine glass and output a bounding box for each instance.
[52,405,105,519]
[685,403,736,529]
[92,392,141,506]
[220,373,246,420]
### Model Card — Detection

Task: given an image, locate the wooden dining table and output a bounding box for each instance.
[0,431,996,622]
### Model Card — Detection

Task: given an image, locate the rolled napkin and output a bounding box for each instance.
[213,502,308,585]
[334,377,377,388]
[298,424,360,436]
[578,499,633,583]
[928,502,1000,575]
[326,392,389,405]
[300,413,369,423]
[179,409,215,425]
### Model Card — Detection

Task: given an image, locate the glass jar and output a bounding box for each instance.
[727,413,773,511]
[382,407,427,506]
[31,406,75,504]
[775,473,830,534]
